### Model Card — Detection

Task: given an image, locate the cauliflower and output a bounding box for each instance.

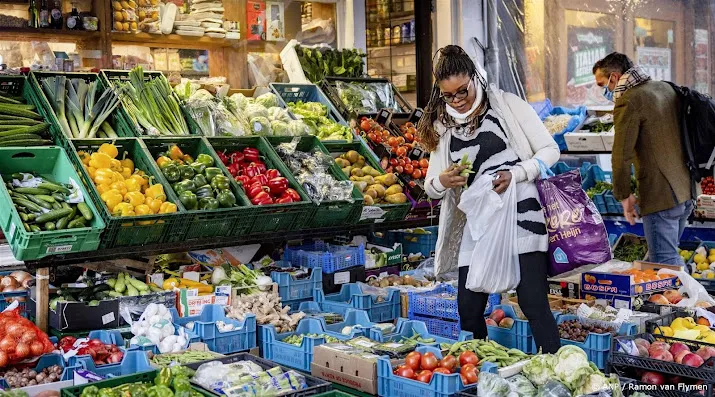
[522,354,556,386]
[552,345,595,390]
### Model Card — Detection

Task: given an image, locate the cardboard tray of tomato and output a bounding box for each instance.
[377,345,497,397]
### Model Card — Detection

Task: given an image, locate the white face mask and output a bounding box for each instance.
[445,78,483,120]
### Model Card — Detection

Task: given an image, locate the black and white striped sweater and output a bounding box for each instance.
[449,105,548,266]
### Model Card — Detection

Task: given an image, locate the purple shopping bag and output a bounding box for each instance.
[535,168,612,276]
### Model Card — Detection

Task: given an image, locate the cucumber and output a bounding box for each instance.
[55,215,71,230]
[0,119,40,126]
[44,222,55,231]
[0,133,44,143]
[0,139,52,147]
[25,194,53,209]
[38,182,70,194]
[53,193,65,202]
[0,105,42,120]
[22,222,30,232]
[106,278,116,288]
[0,123,49,136]
[12,197,43,213]
[68,218,86,229]
[149,284,163,293]
[29,225,41,232]
[77,202,93,221]
[13,187,52,195]
[35,208,72,223]
[51,202,61,210]
[35,194,56,203]
[114,273,126,294]
[18,212,28,222]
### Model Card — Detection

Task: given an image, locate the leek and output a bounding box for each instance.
[86,88,121,138]
[101,121,118,138]
[65,81,84,138]
[42,76,71,138]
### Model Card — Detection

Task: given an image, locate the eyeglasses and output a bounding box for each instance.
[440,78,473,103]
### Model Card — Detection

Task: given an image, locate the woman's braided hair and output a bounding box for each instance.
[416,45,487,152]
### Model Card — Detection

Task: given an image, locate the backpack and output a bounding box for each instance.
[665,81,715,182]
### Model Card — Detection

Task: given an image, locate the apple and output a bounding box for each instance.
[636,345,649,357]
[682,353,705,368]
[489,309,506,324]
[664,290,683,304]
[498,318,514,329]
[634,338,651,351]
[641,371,665,385]
[695,346,715,361]
[669,342,690,358]
[650,349,674,362]
[649,341,670,353]
[674,350,690,364]
[485,318,498,327]
[648,294,670,305]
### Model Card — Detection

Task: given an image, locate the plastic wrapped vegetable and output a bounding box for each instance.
[270,120,290,136]
[575,373,623,397]
[536,380,572,397]
[245,103,269,120]
[336,81,377,114]
[230,93,250,111]
[249,116,272,136]
[288,119,310,136]
[254,92,279,108]
[507,375,538,397]
[477,373,513,397]
[267,106,292,123]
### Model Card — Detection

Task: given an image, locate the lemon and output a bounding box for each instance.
[709,248,715,256]
[708,273,715,280]
[695,325,711,336]
[654,326,674,337]
[705,333,715,344]
[694,273,702,278]
[695,253,707,264]
[698,262,710,271]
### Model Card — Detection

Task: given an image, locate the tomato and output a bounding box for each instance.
[396,147,408,157]
[433,367,452,375]
[387,137,399,147]
[398,159,406,167]
[397,136,405,145]
[395,365,415,379]
[367,132,377,142]
[419,158,429,168]
[407,126,417,135]
[382,130,390,139]
[405,122,414,128]
[374,135,383,144]
[438,355,457,370]
[360,120,372,132]
[405,351,421,371]
[420,352,439,371]
[389,158,399,166]
[404,132,414,142]
[459,351,479,366]
[400,124,408,132]
[460,373,469,385]
[411,160,419,167]
[461,364,479,384]
[404,164,414,174]
[395,166,404,174]
[412,169,423,179]
[416,370,433,383]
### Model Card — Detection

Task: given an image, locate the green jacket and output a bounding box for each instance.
[612,80,692,215]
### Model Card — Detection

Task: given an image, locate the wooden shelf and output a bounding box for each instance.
[111,32,237,50]
[0,27,101,42]
[367,42,415,51]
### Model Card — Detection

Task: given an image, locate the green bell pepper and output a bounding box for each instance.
[155,367,173,387]
[195,185,213,200]
[129,384,148,397]
[204,167,223,181]
[196,153,215,167]
[81,386,100,397]
[210,175,230,191]
[147,385,173,397]
[174,179,196,195]
[216,189,236,208]
[189,162,206,176]
[162,164,181,183]
[192,174,208,188]
[179,191,198,210]
[199,197,220,210]
[98,389,118,397]
[178,164,195,180]
[172,377,192,397]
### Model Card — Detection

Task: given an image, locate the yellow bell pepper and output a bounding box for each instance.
[89,152,113,169]
[94,168,117,186]
[135,204,152,216]
[112,171,124,182]
[120,167,133,180]
[113,202,135,217]
[101,189,123,211]
[124,177,141,193]
[120,153,134,170]
[168,145,184,161]
[96,183,112,195]
[159,202,177,214]
[87,166,97,179]
[145,197,163,214]
[77,151,91,166]
[163,278,180,290]
[124,191,144,207]
[156,156,172,168]
[109,159,123,172]
[98,143,119,159]
[111,181,128,196]
[146,184,166,201]
[130,174,148,190]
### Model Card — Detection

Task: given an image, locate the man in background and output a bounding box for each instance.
[592,52,693,265]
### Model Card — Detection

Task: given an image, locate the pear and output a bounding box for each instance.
[351,168,364,177]
[385,193,408,204]
[362,165,382,177]
[375,173,398,186]
[385,184,403,196]
[345,150,360,164]
[368,184,386,198]
[342,166,352,177]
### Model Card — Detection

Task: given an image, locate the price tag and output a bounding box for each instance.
[150,273,164,286]
[101,312,115,325]
[187,288,199,297]
[361,99,372,108]
[334,271,350,285]
[47,245,73,254]
[360,206,386,221]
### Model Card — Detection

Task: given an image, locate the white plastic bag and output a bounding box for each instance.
[657,268,715,308]
[458,173,520,293]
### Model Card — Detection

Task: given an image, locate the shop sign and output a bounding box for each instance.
[636,47,672,81]
[568,27,613,87]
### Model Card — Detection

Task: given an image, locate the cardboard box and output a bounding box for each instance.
[548,263,602,299]
[565,131,606,152]
[364,264,401,281]
[365,243,403,269]
[311,344,382,394]
[581,261,682,301]
[177,287,230,317]
[601,130,615,151]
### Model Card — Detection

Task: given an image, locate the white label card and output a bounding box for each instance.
[101,312,115,325]
[360,206,386,221]
[334,272,350,285]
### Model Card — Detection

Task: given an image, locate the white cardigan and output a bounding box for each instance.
[426,84,560,276]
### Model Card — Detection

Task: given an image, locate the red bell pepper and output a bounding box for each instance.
[250,174,269,186]
[234,175,250,186]
[243,165,260,179]
[246,182,268,199]
[217,150,229,165]
[282,188,301,202]
[243,147,260,163]
[229,151,245,165]
[251,191,273,205]
[275,196,293,204]
[251,161,267,175]
[227,163,240,176]
[266,169,280,179]
[267,177,289,195]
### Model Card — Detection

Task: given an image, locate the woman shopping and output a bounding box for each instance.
[417,45,561,353]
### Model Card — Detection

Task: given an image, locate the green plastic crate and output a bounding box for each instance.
[28,71,132,149]
[323,139,410,224]
[68,138,187,248]
[99,69,200,136]
[60,369,213,397]
[206,136,316,234]
[0,146,105,260]
[0,75,55,146]
[142,136,255,240]
[315,390,360,397]
[267,136,363,228]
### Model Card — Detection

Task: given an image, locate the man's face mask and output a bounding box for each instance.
[603,73,615,101]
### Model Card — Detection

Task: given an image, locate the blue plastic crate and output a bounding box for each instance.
[550,161,593,177]
[271,261,323,301]
[315,283,400,323]
[398,226,438,257]
[87,330,125,347]
[69,349,153,377]
[369,318,473,346]
[407,313,461,340]
[170,304,257,354]
[284,240,365,274]
[270,83,349,127]
[545,106,587,151]
[0,353,75,389]
[284,297,314,314]
[377,345,498,397]
[530,99,552,120]
[260,316,353,371]
[485,305,561,354]
[408,285,500,320]
[297,302,376,338]
[0,271,30,317]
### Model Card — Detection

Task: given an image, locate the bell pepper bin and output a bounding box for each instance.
[69,138,187,248]
[142,136,256,240]
[266,136,364,228]
[206,136,315,234]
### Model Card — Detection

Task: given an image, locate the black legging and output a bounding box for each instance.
[457,251,561,354]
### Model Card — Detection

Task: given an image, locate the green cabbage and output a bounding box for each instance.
[476,373,511,397]
[507,375,537,397]
[249,116,271,136]
[270,120,290,136]
[230,93,249,111]
[575,373,622,397]
[552,345,595,391]
[254,92,279,108]
[245,103,269,120]
[268,107,292,123]
[522,354,556,387]
[288,120,310,136]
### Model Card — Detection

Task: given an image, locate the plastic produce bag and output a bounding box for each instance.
[477,373,515,397]
[535,163,611,276]
[336,81,377,114]
[458,174,520,293]
[0,308,55,367]
[536,380,572,397]
[507,375,538,396]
